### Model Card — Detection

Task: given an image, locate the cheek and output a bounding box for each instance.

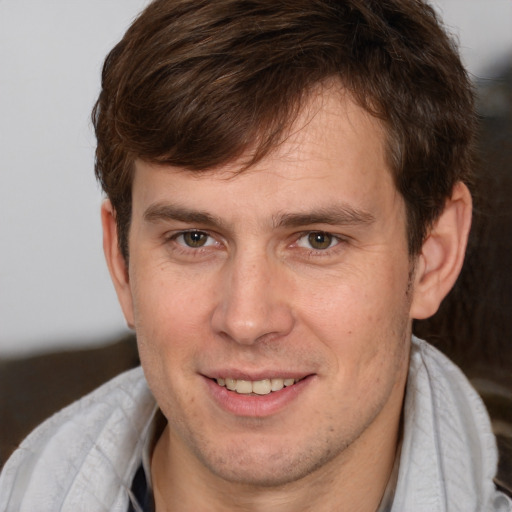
[132,274,207,423]
[132,262,212,329]
[297,260,411,372]
[300,268,403,332]
[129,268,213,383]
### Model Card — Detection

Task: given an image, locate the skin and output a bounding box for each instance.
[103,86,472,511]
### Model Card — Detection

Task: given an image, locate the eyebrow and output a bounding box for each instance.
[144,203,228,228]
[273,205,376,228]
[143,202,375,230]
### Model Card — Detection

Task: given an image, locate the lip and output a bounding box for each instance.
[203,373,314,418]
[204,369,308,381]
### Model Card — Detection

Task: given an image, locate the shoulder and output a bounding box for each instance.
[0,367,157,512]
[411,338,512,512]
[395,337,504,511]
[409,336,492,426]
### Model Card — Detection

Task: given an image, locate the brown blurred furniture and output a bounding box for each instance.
[0,334,139,467]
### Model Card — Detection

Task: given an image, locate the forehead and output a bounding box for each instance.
[131,87,398,220]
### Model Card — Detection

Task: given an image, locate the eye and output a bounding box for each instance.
[176,231,214,248]
[297,231,338,250]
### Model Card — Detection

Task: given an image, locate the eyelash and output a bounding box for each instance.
[164,230,347,258]
[292,231,347,258]
[166,230,220,253]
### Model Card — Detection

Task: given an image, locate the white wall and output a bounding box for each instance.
[0,1,149,356]
[1,0,511,357]
[432,0,512,78]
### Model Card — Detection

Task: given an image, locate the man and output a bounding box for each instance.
[1,0,510,511]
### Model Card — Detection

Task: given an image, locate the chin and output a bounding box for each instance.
[191,433,344,488]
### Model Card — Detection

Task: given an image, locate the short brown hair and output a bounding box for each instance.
[93,0,476,260]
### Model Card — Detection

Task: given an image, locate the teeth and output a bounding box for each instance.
[225,378,237,391]
[215,377,300,395]
[252,379,271,395]
[236,380,253,394]
[271,378,284,391]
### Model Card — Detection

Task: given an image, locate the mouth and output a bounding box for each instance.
[204,373,314,417]
[215,377,305,396]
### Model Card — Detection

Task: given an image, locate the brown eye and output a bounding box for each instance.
[182,231,209,248]
[307,232,334,250]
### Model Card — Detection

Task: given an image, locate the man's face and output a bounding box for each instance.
[116,89,415,486]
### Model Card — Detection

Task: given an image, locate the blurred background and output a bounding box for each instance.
[1,0,511,482]
[0,0,150,358]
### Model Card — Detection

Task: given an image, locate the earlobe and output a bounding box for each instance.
[101,200,135,329]
[410,182,472,320]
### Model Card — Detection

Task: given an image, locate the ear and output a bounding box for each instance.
[410,181,472,320]
[101,200,135,329]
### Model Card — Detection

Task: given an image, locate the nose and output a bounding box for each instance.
[211,252,294,345]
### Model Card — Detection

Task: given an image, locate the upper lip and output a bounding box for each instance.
[202,370,313,381]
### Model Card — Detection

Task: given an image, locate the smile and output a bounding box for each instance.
[206,374,313,417]
[215,377,302,395]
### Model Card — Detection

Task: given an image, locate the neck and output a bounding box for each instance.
[151,404,402,512]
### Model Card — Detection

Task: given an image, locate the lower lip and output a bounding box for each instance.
[204,376,313,417]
